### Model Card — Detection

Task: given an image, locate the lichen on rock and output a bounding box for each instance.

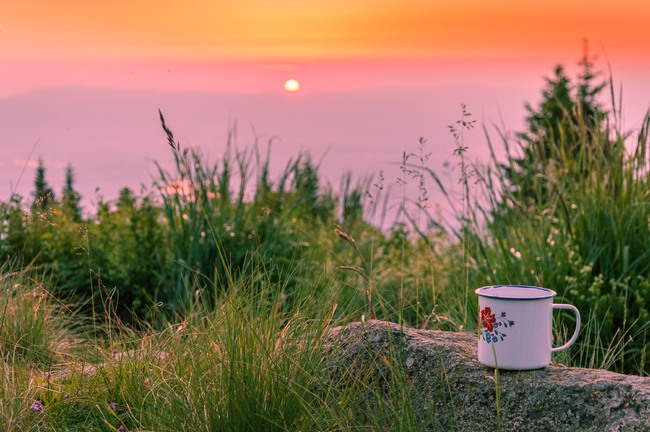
[323,320,650,432]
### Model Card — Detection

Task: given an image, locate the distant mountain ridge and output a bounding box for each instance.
[0,83,526,212]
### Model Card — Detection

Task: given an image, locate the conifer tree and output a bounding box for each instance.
[116,187,136,210]
[505,43,607,204]
[62,164,82,221]
[32,157,55,212]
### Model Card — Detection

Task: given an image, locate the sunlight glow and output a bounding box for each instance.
[284,79,300,92]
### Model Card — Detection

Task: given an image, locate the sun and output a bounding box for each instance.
[283,79,300,92]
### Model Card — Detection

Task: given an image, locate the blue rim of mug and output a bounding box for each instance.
[475,285,556,300]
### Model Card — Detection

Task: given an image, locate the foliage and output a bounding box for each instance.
[86,188,170,321]
[61,165,82,222]
[1,55,648,383]
[0,262,432,432]
[505,42,608,205]
[154,111,341,315]
[0,188,170,322]
[1,56,650,430]
[492,57,650,374]
[31,157,56,212]
[0,267,82,432]
[418,57,650,374]
[0,266,73,367]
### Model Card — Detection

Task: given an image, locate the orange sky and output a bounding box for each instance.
[1,0,648,212]
[2,0,648,99]
[2,0,649,62]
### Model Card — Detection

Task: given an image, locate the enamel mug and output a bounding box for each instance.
[475,285,581,370]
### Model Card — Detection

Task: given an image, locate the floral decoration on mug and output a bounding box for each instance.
[479,306,515,344]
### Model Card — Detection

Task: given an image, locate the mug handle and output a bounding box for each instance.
[551,304,581,352]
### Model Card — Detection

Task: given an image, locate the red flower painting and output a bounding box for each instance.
[480,307,497,332]
[479,307,515,343]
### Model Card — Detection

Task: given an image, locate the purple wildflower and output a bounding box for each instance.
[109,402,117,412]
[31,400,45,413]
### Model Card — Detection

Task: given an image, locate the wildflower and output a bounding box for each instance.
[118,426,125,432]
[31,400,45,413]
[109,402,117,412]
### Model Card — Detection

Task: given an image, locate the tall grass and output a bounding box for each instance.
[0,264,84,431]
[0,252,439,431]
[155,111,344,318]
[109,276,336,431]
[414,83,650,374]
[0,265,77,367]
[1,62,649,431]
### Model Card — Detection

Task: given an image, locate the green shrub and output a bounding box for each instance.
[86,188,171,321]
[154,113,342,316]
[428,61,650,374]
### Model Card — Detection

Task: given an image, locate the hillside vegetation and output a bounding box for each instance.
[0,55,648,430]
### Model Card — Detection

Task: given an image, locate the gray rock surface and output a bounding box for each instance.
[324,320,650,431]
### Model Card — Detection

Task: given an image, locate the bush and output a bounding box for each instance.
[154,113,342,316]
[86,188,171,321]
[435,63,650,374]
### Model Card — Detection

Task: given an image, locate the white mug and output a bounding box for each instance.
[475,285,581,370]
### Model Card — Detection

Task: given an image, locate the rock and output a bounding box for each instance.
[323,320,650,432]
